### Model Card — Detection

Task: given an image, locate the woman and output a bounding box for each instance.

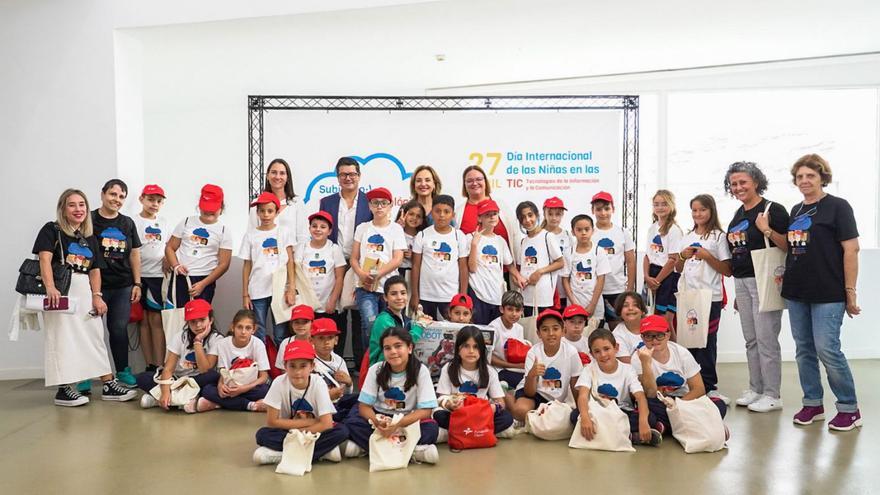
[454,165,520,261]
[406,164,441,225]
[33,189,137,407]
[723,162,788,413]
[248,158,308,245]
[782,154,861,431]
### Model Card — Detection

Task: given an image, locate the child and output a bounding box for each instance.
[136,299,220,412]
[541,197,573,309]
[448,293,474,324]
[133,184,170,373]
[562,304,590,358]
[368,276,427,365]
[274,305,315,371]
[196,309,270,413]
[572,328,662,446]
[644,190,683,326]
[239,192,296,342]
[515,201,564,316]
[396,200,428,283]
[612,292,648,363]
[511,310,583,422]
[562,214,610,319]
[433,326,516,442]
[253,340,350,466]
[410,195,468,320]
[632,315,728,434]
[489,291,527,391]
[351,187,407,359]
[296,210,346,351]
[310,318,357,421]
[674,194,733,404]
[165,184,234,304]
[590,191,635,327]
[343,327,440,463]
[465,199,522,325]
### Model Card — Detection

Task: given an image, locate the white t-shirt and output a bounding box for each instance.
[238,226,293,300]
[436,363,504,400]
[631,341,701,397]
[313,352,351,395]
[353,221,407,293]
[166,331,219,377]
[295,240,346,304]
[613,326,643,358]
[171,216,234,277]
[575,361,644,411]
[400,232,415,269]
[214,335,270,371]
[563,247,611,313]
[519,230,564,308]
[646,222,684,267]
[564,335,589,354]
[593,225,635,294]
[274,336,307,370]
[516,341,583,402]
[412,226,468,303]
[359,362,438,415]
[464,233,513,305]
[679,229,732,302]
[132,214,170,278]
[489,317,526,372]
[248,198,309,246]
[549,230,573,292]
[263,374,336,420]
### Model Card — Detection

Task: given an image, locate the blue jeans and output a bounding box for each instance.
[102,286,133,372]
[785,299,858,413]
[250,297,288,343]
[355,288,385,352]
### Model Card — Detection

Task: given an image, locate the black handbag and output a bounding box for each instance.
[16,224,72,296]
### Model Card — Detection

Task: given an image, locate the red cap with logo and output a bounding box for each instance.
[199,184,224,213]
[591,191,614,205]
[640,314,670,334]
[563,304,589,319]
[536,309,564,328]
[476,199,500,216]
[184,299,212,321]
[366,187,393,203]
[141,184,166,198]
[311,318,340,337]
[250,191,280,210]
[290,305,315,322]
[543,196,567,210]
[283,340,317,361]
[308,211,334,227]
[449,293,474,310]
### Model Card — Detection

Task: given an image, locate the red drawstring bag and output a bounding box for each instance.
[504,339,531,364]
[449,396,497,450]
[264,336,283,379]
[129,301,144,323]
[577,352,592,365]
[358,353,370,389]
[230,357,255,369]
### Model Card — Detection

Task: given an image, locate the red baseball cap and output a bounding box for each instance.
[640,315,670,334]
[543,196,567,210]
[476,199,500,216]
[141,184,165,198]
[537,309,564,328]
[250,191,280,210]
[199,184,224,213]
[290,305,315,322]
[283,340,317,361]
[563,304,589,319]
[366,187,393,203]
[310,318,340,337]
[308,210,334,227]
[449,293,473,310]
[591,191,614,205]
[184,299,212,321]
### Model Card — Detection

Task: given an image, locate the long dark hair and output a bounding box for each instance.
[395,199,428,232]
[376,327,420,391]
[448,326,490,389]
[182,310,221,350]
[689,194,724,240]
[262,158,297,201]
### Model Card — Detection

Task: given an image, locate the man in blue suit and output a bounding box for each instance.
[319,157,373,369]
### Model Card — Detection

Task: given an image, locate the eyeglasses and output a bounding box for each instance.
[370,200,391,208]
[337,172,360,180]
[642,333,667,342]
[465,178,485,185]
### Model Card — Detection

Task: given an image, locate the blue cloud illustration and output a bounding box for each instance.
[385,387,406,401]
[731,219,749,233]
[309,259,326,267]
[481,245,498,255]
[68,243,93,258]
[459,381,479,394]
[524,246,538,257]
[597,383,619,398]
[262,238,278,248]
[652,234,662,245]
[145,226,161,234]
[689,242,702,248]
[367,234,385,244]
[656,371,685,388]
[790,215,812,231]
[436,242,452,253]
[543,367,562,380]
[302,153,412,204]
[576,261,592,273]
[292,398,314,413]
[193,228,210,238]
[184,351,196,363]
[597,238,614,248]
[101,227,126,241]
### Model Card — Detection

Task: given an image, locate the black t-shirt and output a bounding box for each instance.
[91,210,142,289]
[781,194,858,303]
[727,198,790,278]
[32,222,105,274]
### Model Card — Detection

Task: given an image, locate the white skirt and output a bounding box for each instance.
[42,272,112,387]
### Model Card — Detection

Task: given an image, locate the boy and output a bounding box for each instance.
[274,305,315,371]
[133,184,170,374]
[590,192,635,327]
[310,318,357,421]
[562,304,591,364]
[447,293,474,324]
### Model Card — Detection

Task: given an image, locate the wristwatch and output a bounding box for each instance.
[763,230,772,238]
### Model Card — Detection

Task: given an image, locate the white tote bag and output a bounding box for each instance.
[276,430,320,476]
[271,265,320,325]
[675,265,711,349]
[659,393,726,453]
[161,270,191,346]
[369,414,422,472]
[149,374,201,407]
[568,367,635,452]
[527,400,574,441]
[520,292,540,346]
[339,267,358,311]
[220,363,259,387]
[750,202,786,313]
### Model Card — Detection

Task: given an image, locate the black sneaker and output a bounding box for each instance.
[54,385,89,407]
[145,364,158,374]
[630,429,663,446]
[101,379,138,402]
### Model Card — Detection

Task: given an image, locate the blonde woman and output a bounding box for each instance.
[643,190,683,327]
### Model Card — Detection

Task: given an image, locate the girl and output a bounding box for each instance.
[239,192,296,342]
[511,310,583,422]
[541,197,573,309]
[134,184,170,374]
[396,200,428,283]
[433,326,516,442]
[612,292,648,363]
[572,329,662,446]
[644,190,683,326]
[197,309,271,413]
[274,305,315,370]
[516,201,564,316]
[447,294,474,324]
[674,194,733,404]
[343,327,440,464]
[368,276,427,365]
[562,214,610,319]
[466,199,523,325]
[136,299,220,412]
[165,184,233,305]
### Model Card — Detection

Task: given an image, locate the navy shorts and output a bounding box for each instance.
[140,277,165,312]
[649,264,680,314]
[514,388,551,407]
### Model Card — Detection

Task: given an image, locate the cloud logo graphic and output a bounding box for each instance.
[652,234,662,245]
[302,153,412,204]
[597,238,614,248]
[262,238,278,249]
[101,227,126,241]
[309,260,326,267]
[292,398,314,413]
[145,226,161,234]
[481,245,498,256]
[689,242,702,248]
[597,383,619,398]
[731,219,749,233]
[367,234,385,244]
[543,367,562,380]
[524,246,538,257]
[184,351,196,363]
[790,215,812,231]
[459,381,479,394]
[656,371,685,388]
[436,242,452,253]
[193,228,210,238]
[385,387,406,401]
[68,243,93,258]
[576,261,592,273]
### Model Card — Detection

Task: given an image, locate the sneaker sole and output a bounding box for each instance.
[793,414,825,425]
[102,393,138,402]
[829,419,863,432]
[54,399,89,407]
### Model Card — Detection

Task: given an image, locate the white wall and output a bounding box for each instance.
[3,0,880,378]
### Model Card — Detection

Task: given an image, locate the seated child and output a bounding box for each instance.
[447,293,474,324]
[612,292,647,363]
[310,317,357,421]
[274,305,315,371]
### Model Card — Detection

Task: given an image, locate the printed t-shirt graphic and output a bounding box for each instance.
[191,227,210,253]
[788,214,812,255]
[292,397,316,419]
[144,225,163,242]
[597,237,615,255]
[261,237,279,257]
[727,219,750,255]
[367,233,385,253]
[99,226,128,258]
[575,260,593,281]
[481,244,499,264]
[656,371,685,395]
[542,367,563,390]
[433,241,453,261]
[384,387,407,410]
[67,242,94,272]
[597,383,619,401]
[650,234,664,254]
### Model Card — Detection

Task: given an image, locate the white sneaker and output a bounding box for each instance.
[748,395,783,413]
[140,393,158,409]
[319,446,342,463]
[735,390,762,407]
[707,390,731,405]
[497,425,520,439]
[252,446,283,465]
[341,440,365,458]
[436,428,448,444]
[411,444,439,464]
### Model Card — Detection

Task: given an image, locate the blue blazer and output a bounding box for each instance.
[319,191,373,245]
